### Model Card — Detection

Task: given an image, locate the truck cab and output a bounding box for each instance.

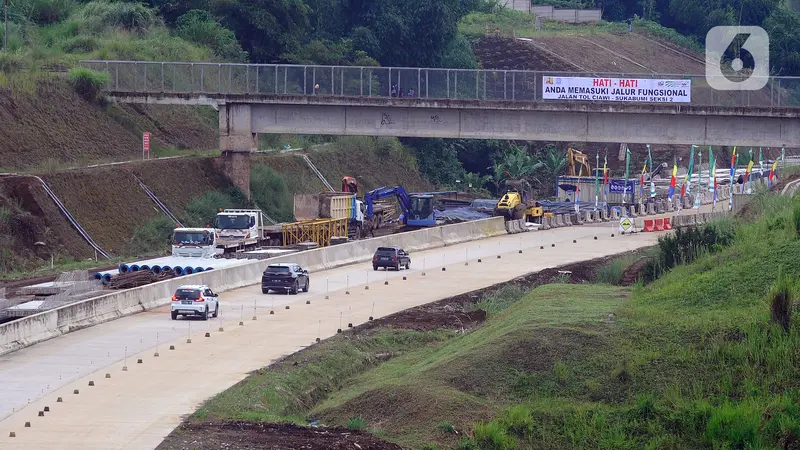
[172,228,221,258]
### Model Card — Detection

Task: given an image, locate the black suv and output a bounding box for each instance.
[261,263,310,294]
[372,246,411,271]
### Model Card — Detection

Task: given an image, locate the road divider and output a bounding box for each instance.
[0,217,507,356]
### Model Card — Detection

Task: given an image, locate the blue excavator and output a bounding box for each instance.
[364,186,456,228]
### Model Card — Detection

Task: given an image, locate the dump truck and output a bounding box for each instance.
[294,191,395,240]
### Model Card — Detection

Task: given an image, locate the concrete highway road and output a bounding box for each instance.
[0,215,691,449]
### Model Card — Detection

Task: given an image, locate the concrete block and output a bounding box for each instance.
[647,202,656,215]
[584,211,594,223]
[541,216,551,230]
[518,219,529,232]
[573,213,583,225]
[611,208,620,220]
[687,214,697,226]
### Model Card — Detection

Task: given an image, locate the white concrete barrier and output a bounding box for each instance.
[0,218,506,355]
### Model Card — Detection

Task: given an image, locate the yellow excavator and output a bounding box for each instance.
[494,179,544,222]
[567,148,592,177]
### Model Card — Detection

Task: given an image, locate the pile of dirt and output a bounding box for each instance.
[620,257,651,285]
[0,79,216,171]
[356,302,486,333]
[156,422,403,450]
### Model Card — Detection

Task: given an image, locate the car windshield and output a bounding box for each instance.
[175,289,201,300]
[266,266,291,273]
[215,214,251,230]
[173,231,212,245]
[376,247,396,254]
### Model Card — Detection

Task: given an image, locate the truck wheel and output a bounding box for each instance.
[201,307,209,321]
[171,311,178,320]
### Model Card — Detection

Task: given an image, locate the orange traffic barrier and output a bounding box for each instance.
[663,217,672,230]
[643,219,655,232]
[654,218,664,231]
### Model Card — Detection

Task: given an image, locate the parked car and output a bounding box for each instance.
[262,263,310,294]
[372,246,411,271]
[170,285,219,320]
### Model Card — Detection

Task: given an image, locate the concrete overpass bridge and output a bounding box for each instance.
[81,60,800,196]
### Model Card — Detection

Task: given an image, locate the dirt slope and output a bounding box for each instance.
[0,79,216,171]
[0,146,430,266]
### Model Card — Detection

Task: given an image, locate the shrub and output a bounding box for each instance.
[769,271,794,332]
[500,405,535,437]
[473,420,516,450]
[595,255,636,285]
[0,51,25,73]
[129,216,175,255]
[175,10,247,62]
[249,165,293,222]
[78,1,159,34]
[67,67,109,101]
[23,0,74,25]
[346,416,366,430]
[183,188,247,228]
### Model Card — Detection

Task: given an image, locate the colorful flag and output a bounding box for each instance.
[709,147,717,204]
[769,158,779,187]
[624,146,631,203]
[594,152,600,208]
[729,146,736,211]
[744,149,754,183]
[681,145,696,199]
[668,157,678,199]
[603,155,609,185]
[647,144,656,198]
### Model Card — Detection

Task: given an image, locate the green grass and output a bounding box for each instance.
[594,254,639,285]
[192,330,451,423]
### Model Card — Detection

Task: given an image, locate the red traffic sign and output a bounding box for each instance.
[143,132,151,152]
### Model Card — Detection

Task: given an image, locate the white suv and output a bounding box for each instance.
[170,285,219,320]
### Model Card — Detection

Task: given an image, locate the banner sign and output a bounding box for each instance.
[542,76,691,103]
[609,180,636,193]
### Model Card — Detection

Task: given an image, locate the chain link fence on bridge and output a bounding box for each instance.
[80,60,800,108]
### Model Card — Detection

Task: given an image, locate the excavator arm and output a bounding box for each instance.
[567,148,592,177]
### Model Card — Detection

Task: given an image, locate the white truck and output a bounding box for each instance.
[214,209,271,252]
[172,227,222,258]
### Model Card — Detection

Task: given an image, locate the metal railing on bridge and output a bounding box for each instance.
[80,60,800,108]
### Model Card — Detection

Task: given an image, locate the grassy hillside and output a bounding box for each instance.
[179,190,800,449]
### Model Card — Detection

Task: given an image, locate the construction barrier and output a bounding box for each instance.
[584,210,594,223]
[654,218,664,231]
[541,216,551,230]
[643,219,655,232]
[663,217,672,230]
[647,202,656,215]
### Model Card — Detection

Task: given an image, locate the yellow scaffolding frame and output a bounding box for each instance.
[281,217,349,247]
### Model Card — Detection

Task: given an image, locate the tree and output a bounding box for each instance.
[539,146,568,181]
[499,145,542,181]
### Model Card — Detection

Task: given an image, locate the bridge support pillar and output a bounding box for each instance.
[219,103,257,200]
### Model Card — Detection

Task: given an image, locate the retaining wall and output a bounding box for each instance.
[0,217,507,356]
